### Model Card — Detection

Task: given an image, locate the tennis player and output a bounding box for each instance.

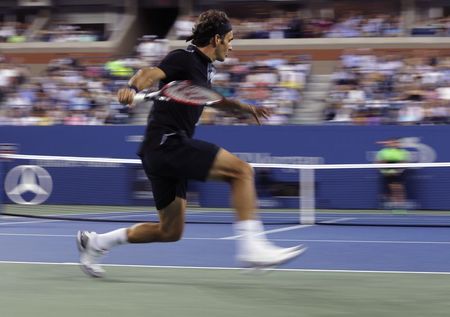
[77,9,305,277]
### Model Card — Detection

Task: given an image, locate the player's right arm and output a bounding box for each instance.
[117,67,166,106]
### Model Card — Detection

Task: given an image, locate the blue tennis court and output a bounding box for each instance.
[2,211,450,317]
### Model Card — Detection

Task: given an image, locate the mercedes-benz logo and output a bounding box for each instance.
[4,165,53,205]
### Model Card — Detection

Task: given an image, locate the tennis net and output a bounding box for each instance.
[1,153,450,226]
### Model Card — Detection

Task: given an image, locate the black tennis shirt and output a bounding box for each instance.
[146,45,214,138]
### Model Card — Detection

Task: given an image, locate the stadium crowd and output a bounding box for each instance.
[0,46,309,126]
[1,6,450,126]
[32,23,104,42]
[325,49,450,125]
[173,13,449,40]
[0,18,107,43]
[0,10,449,44]
[0,21,28,43]
[410,15,450,37]
[0,54,124,125]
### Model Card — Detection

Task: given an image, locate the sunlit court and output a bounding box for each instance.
[2,0,450,316]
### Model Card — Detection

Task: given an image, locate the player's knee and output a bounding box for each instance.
[215,159,254,183]
[236,160,254,180]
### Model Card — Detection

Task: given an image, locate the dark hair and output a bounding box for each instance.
[186,10,232,47]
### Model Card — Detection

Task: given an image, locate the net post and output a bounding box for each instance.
[0,144,18,215]
[0,156,3,214]
[300,167,315,225]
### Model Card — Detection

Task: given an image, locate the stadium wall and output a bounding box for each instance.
[1,125,449,210]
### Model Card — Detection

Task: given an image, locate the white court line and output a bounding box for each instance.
[2,232,450,245]
[1,260,450,275]
[221,224,313,240]
[0,219,63,226]
[321,217,356,224]
[0,233,74,237]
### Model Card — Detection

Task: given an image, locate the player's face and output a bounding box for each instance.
[215,31,233,62]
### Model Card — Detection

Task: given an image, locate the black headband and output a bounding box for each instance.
[216,21,233,36]
[186,21,233,42]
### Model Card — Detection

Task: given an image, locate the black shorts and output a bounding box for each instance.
[139,130,220,210]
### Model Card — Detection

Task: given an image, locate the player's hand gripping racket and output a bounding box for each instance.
[133,80,224,107]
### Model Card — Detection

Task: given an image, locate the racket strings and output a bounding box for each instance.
[164,82,223,105]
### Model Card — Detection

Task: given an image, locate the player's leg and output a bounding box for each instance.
[77,196,185,278]
[77,162,187,278]
[208,148,306,267]
[127,197,186,243]
[207,148,256,221]
[87,196,186,248]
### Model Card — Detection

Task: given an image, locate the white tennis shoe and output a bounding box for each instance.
[236,240,307,268]
[76,231,107,278]
[259,239,305,255]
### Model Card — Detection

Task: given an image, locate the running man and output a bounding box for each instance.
[77,10,305,277]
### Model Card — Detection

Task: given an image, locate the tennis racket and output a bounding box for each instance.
[133,80,224,106]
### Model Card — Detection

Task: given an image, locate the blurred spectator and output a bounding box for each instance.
[173,15,196,40]
[136,36,170,66]
[325,14,402,37]
[33,19,104,42]
[0,22,27,43]
[411,16,450,37]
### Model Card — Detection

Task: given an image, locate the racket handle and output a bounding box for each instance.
[132,91,158,105]
[143,91,159,101]
[132,93,146,104]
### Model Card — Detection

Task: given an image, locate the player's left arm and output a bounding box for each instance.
[211,98,270,125]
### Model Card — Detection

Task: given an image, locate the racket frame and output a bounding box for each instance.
[137,80,224,107]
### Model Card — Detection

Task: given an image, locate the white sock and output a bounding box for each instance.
[234,219,282,252]
[234,219,269,239]
[94,228,128,251]
[233,220,266,251]
[234,219,262,235]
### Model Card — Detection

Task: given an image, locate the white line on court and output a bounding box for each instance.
[221,224,313,240]
[0,219,63,226]
[0,233,74,237]
[2,232,450,245]
[1,260,450,275]
[321,217,356,224]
